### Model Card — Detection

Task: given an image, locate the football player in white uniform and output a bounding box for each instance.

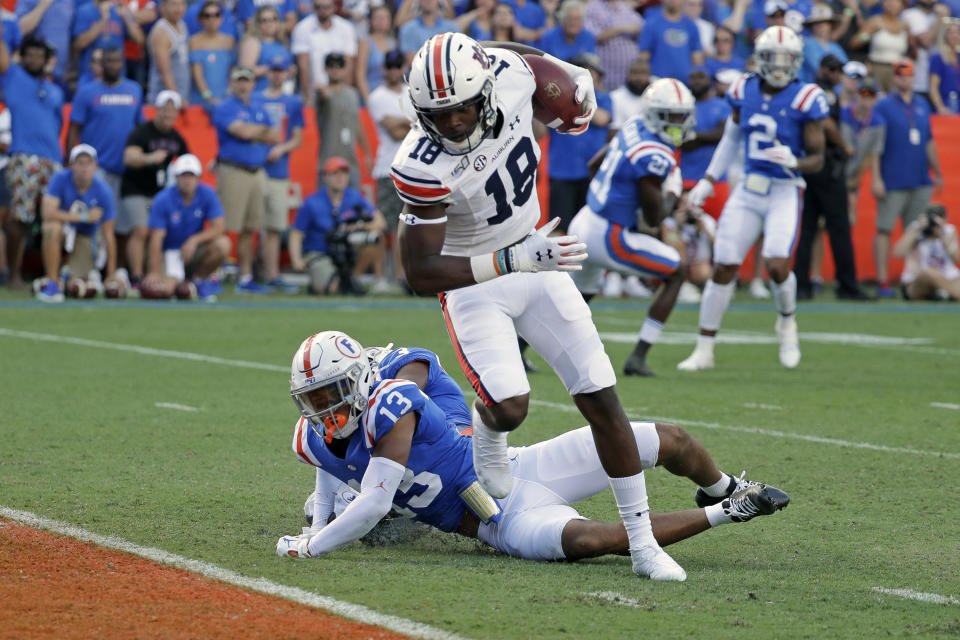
[679,26,828,372]
[391,32,685,581]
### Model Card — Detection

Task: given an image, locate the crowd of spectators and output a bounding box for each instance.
[0,0,957,301]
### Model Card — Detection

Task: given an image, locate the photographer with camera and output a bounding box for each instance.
[288,157,385,295]
[893,204,960,301]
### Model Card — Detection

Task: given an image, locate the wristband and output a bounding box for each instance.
[470,248,513,283]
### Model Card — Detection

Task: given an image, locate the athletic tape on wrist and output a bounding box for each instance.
[470,248,513,283]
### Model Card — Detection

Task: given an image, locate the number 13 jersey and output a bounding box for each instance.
[390,48,542,257]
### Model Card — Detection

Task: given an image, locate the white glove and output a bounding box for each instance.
[276,532,314,558]
[508,217,588,272]
[687,178,714,207]
[763,144,798,169]
[662,165,682,200]
[546,54,596,135]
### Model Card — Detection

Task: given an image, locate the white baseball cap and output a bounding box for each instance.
[155,90,183,109]
[69,143,98,163]
[171,154,203,176]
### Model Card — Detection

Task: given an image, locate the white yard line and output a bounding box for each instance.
[155,402,199,412]
[930,402,960,410]
[742,403,783,411]
[872,587,960,605]
[3,327,956,460]
[0,506,472,640]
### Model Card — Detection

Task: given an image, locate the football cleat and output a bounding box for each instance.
[749,279,772,299]
[720,482,790,523]
[471,419,512,499]
[695,473,741,508]
[623,353,655,377]
[632,544,687,582]
[775,315,801,369]
[677,348,714,372]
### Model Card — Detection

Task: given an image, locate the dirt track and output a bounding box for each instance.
[0,520,411,640]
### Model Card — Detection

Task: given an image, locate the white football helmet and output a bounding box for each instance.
[754,26,803,88]
[639,78,697,147]
[408,32,498,155]
[290,331,374,443]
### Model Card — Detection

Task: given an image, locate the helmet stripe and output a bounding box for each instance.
[443,33,455,96]
[432,35,447,98]
[302,332,318,379]
[671,79,683,101]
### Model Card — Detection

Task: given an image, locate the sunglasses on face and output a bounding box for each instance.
[201,11,221,17]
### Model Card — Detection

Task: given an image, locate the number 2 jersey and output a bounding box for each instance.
[727,72,829,182]
[291,356,482,532]
[586,116,677,229]
[389,47,542,257]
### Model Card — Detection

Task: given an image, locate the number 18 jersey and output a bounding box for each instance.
[390,48,542,257]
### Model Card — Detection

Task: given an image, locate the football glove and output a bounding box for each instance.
[509,217,588,273]
[546,54,597,135]
[276,532,314,558]
[688,178,714,207]
[763,144,798,169]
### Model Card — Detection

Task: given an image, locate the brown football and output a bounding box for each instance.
[140,279,172,300]
[523,54,584,133]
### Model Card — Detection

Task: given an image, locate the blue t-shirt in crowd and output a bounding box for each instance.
[255,91,305,179]
[548,90,611,180]
[147,183,225,250]
[235,0,296,22]
[398,16,460,53]
[46,168,116,236]
[184,1,241,39]
[505,0,546,29]
[213,95,275,166]
[15,0,74,82]
[2,17,21,56]
[255,42,291,91]
[799,38,847,84]
[874,92,934,190]
[0,64,64,161]
[293,187,374,253]
[70,78,144,174]
[637,8,701,81]
[683,95,731,182]
[930,53,960,113]
[538,26,597,64]
[189,47,236,105]
[72,4,130,79]
[704,54,747,79]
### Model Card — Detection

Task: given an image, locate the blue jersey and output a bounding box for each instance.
[0,65,64,161]
[70,78,144,174]
[147,184,225,250]
[291,378,481,532]
[728,73,829,181]
[586,117,676,228]
[46,169,116,236]
[213,96,275,166]
[377,347,472,429]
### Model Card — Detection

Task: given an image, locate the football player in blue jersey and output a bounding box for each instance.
[276,331,790,573]
[679,26,829,372]
[568,78,696,377]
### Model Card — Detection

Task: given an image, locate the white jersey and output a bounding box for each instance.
[390,48,541,257]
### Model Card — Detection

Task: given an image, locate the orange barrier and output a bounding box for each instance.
[28,103,960,281]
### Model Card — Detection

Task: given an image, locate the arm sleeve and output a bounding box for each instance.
[303,456,404,557]
[309,468,339,531]
[704,116,742,182]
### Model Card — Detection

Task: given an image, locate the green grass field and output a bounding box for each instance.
[1,291,958,639]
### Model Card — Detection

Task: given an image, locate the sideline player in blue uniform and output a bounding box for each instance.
[680,26,828,372]
[276,331,790,572]
[568,78,696,377]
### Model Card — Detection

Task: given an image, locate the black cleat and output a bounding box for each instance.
[623,353,655,377]
[721,483,790,522]
[695,474,741,507]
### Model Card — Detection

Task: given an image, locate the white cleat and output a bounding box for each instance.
[632,544,687,582]
[749,279,772,299]
[677,281,702,303]
[775,315,801,369]
[471,421,512,498]
[677,348,714,371]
